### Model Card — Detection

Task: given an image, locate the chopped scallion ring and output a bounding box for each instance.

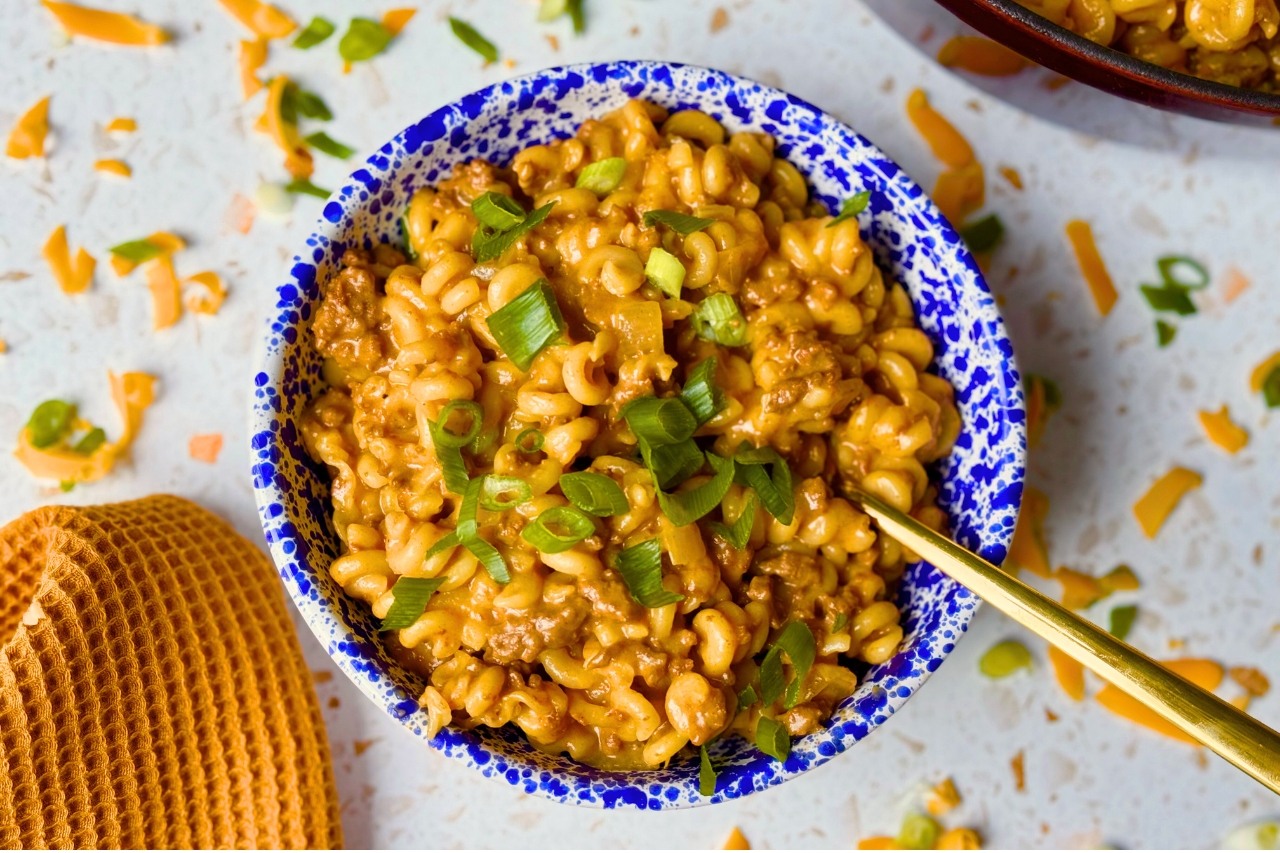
[737,684,758,709]
[108,239,163,264]
[642,209,714,235]
[448,16,498,63]
[465,535,511,583]
[733,443,794,524]
[471,192,526,231]
[434,400,484,448]
[620,395,698,447]
[304,131,354,160]
[644,246,685,298]
[380,576,445,631]
[1140,283,1196,316]
[755,715,791,762]
[826,190,871,228]
[959,213,1004,253]
[656,452,735,526]
[472,201,556,263]
[576,157,627,195]
[709,493,755,549]
[485,279,566,370]
[25,400,76,448]
[691,293,748,347]
[1157,255,1209,290]
[73,426,107,456]
[559,472,630,517]
[699,745,717,796]
[340,17,393,63]
[615,538,684,608]
[480,475,532,511]
[520,505,596,553]
[293,16,336,49]
[515,427,545,453]
[1155,319,1176,348]
[639,438,705,491]
[680,357,726,426]
[285,178,332,199]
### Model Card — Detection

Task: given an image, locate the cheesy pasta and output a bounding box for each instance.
[300,100,960,771]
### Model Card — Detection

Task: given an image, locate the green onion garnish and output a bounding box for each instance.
[657,452,735,526]
[642,209,714,235]
[380,576,445,630]
[73,426,106,455]
[472,201,556,262]
[699,745,717,796]
[1263,366,1280,408]
[452,478,511,582]
[615,538,683,608]
[978,639,1032,678]
[559,472,630,517]
[465,535,511,583]
[691,293,748,347]
[448,16,498,63]
[471,192,527,231]
[567,0,584,31]
[304,131,353,159]
[400,211,417,262]
[959,213,1004,253]
[1140,283,1196,315]
[754,716,790,762]
[292,89,332,121]
[1157,255,1209,290]
[292,16,335,49]
[733,443,794,524]
[537,0,568,21]
[521,505,595,552]
[515,427,545,453]
[25,400,75,448]
[832,613,849,633]
[898,813,942,851]
[339,18,393,63]
[1108,604,1137,641]
[434,400,484,448]
[470,427,499,456]
[108,239,163,263]
[285,178,332,199]
[1027,374,1062,410]
[825,190,871,229]
[429,400,482,495]
[485,279,565,371]
[621,395,698,447]
[709,493,755,549]
[644,246,685,298]
[738,684,758,709]
[60,481,75,493]
[680,357,726,426]
[759,621,816,708]
[639,438,705,491]
[481,475,532,511]
[576,157,627,195]
[422,531,461,563]
[1156,320,1176,347]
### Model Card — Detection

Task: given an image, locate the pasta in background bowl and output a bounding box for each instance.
[250,61,1026,808]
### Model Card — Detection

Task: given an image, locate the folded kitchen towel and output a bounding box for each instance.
[0,495,342,849]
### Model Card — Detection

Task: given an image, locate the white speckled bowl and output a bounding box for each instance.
[250,61,1026,809]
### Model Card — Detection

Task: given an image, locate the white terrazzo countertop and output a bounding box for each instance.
[1,0,1278,847]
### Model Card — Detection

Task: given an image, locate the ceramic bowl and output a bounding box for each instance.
[250,60,1026,809]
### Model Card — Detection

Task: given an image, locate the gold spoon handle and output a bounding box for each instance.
[848,488,1280,796]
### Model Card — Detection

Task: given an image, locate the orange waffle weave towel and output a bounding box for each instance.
[0,495,342,849]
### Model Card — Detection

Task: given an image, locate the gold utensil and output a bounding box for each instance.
[846,488,1280,795]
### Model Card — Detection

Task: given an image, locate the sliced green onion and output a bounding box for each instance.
[826,189,871,229]
[471,192,526,231]
[959,213,1004,252]
[733,443,794,525]
[515,427,545,453]
[832,613,849,633]
[60,480,75,493]
[472,201,556,263]
[615,538,683,608]
[339,17,393,63]
[657,452,735,527]
[400,212,418,262]
[485,279,566,371]
[379,576,445,631]
[457,476,485,541]
[681,357,726,426]
[285,178,332,199]
[521,506,595,553]
[537,0,568,21]
[1109,604,1138,641]
[709,493,755,549]
[621,395,698,447]
[428,424,470,495]
[1140,283,1196,316]
[978,639,1032,678]
[293,89,332,121]
[567,0,584,31]
[108,239,162,263]
[73,426,106,455]
[304,131,353,159]
[448,16,497,63]
[691,293,748,347]
[639,438,705,491]
[25,400,75,448]
[481,475,532,511]
[644,246,686,298]
[1263,366,1280,408]
[898,813,942,850]
[470,427,499,456]
[699,745,717,796]
[292,16,336,48]
[421,531,461,563]
[643,209,714,235]
[1157,255,1209,290]
[1156,319,1176,347]
[559,472,630,517]
[464,534,511,583]
[1026,373,1062,411]
[758,621,815,708]
[737,684,758,709]
[576,157,627,195]
[754,715,790,763]
[435,400,484,447]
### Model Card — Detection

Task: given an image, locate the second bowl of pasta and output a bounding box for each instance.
[250,61,1026,808]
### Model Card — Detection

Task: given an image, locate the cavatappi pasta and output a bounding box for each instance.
[1014,0,1280,90]
[300,99,961,771]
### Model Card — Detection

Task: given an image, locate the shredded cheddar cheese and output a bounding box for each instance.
[1230,667,1270,697]
[184,271,227,315]
[1065,220,1118,316]
[94,158,131,177]
[1005,486,1051,578]
[42,225,96,294]
[382,8,417,36]
[906,89,974,168]
[145,255,182,330]
[105,116,136,132]
[1055,566,1106,610]
[999,166,1023,189]
[1249,351,1280,393]
[937,36,1030,76]
[189,433,224,463]
[1133,466,1202,538]
[41,0,168,46]
[1221,266,1250,303]
[217,0,296,39]
[261,75,314,179]
[1048,645,1086,701]
[6,96,52,159]
[1198,406,1248,454]
[1096,659,1222,743]
[239,37,268,99]
[14,371,156,487]
[723,828,750,850]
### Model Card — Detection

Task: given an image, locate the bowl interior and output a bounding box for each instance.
[251,61,1026,809]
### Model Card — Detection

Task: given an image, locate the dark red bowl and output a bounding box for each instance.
[931,0,1280,125]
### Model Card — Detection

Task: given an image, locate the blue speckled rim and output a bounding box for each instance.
[250,61,1027,810]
